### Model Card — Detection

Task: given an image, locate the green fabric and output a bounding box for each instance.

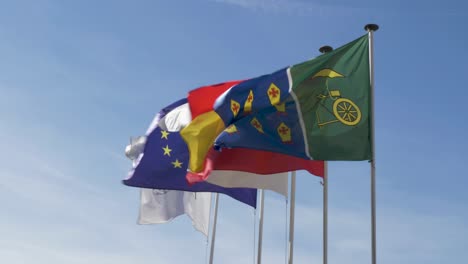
[290,35,372,160]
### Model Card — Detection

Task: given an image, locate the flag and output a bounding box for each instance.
[125,96,307,197]
[207,168,288,196]
[202,148,289,196]
[196,147,323,196]
[182,81,324,183]
[123,99,257,206]
[181,34,370,175]
[138,189,211,236]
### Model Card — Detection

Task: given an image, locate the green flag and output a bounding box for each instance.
[290,34,371,160]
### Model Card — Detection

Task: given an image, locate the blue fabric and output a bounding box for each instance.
[123,99,257,208]
[213,68,309,159]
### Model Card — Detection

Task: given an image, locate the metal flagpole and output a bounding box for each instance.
[365,23,379,264]
[257,190,265,264]
[318,45,333,264]
[287,171,297,264]
[322,162,328,264]
[209,193,220,264]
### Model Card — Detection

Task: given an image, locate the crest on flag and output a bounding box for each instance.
[312,69,362,128]
[230,99,241,117]
[244,90,254,113]
[225,124,238,134]
[277,122,292,143]
[250,117,264,134]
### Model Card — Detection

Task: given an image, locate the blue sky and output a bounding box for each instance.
[1,0,467,263]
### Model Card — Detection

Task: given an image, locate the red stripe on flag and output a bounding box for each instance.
[186,148,324,184]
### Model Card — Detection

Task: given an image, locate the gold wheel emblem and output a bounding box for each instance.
[333,98,361,126]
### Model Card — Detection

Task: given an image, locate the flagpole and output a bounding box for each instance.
[209,193,219,264]
[322,162,328,264]
[365,23,379,264]
[257,189,265,264]
[318,45,333,264]
[287,171,296,264]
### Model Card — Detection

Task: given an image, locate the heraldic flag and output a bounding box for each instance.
[182,81,324,184]
[181,34,371,177]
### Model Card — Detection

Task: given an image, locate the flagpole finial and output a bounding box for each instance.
[319,46,333,54]
[365,24,379,32]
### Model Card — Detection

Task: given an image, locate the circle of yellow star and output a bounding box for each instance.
[161,130,169,139]
[172,159,183,168]
[162,145,172,156]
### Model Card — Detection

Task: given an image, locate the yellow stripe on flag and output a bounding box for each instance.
[180,111,226,173]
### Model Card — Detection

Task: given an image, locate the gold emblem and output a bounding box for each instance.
[162,145,172,156]
[244,90,254,113]
[172,159,183,168]
[333,98,361,126]
[267,83,281,105]
[267,83,286,113]
[313,69,362,127]
[231,99,240,117]
[160,130,169,139]
[225,124,238,134]
[250,118,264,133]
[277,122,292,143]
[274,102,285,113]
[312,69,344,79]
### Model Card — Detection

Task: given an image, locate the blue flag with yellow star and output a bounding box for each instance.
[123,98,257,208]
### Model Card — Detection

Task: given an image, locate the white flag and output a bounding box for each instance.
[138,189,212,236]
[207,171,288,197]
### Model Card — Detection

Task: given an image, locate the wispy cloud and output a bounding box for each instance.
[212,0,462,16]
[211,0,365,15]
[213,0,295,12]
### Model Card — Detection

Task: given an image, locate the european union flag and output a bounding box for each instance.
[123,99,257,208]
